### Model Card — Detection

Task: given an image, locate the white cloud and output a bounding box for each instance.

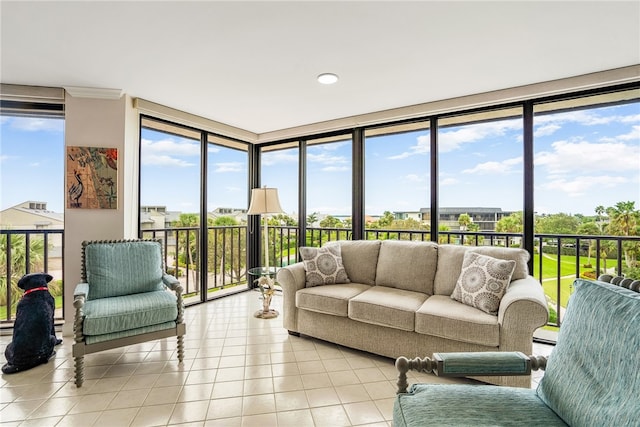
[404,174,425,182]
[8,117,64,132]
[440,177,458,186]
[214,162,244,173]
[141,137,200,156]
[389,119,521,159]
[142,154,195,167]
[140,137,199,167]
[616,124,640,141]
[534,124,561,137]
[536,140,639,174]
[0,154,11,163]
[308,152,348,165]
[541,175,628,198]
[463,156,522,175]
[262,151,298,166]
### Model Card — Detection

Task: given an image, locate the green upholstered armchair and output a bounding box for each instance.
[394,278,640,426]
[72,239,186,387]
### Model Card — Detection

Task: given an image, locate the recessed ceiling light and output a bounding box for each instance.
[317,73,339,85]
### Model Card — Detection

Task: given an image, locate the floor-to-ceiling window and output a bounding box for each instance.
[261,143,299,266]
[1,90,65,322]
[206,134,249,298]
[533,88,640,325]
[140,117,203,303]
[364,121,431,240]
[437,107,524,245]
[306,134,352,245]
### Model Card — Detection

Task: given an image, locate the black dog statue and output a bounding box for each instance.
[2,273,62,374]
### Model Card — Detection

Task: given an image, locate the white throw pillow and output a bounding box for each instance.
[451,251,516,315]
[299,244,350,287]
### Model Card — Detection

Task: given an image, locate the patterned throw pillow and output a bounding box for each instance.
[451,251,516,315]
[299,244,350,287]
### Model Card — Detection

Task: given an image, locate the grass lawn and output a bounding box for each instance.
[532,252,618,312]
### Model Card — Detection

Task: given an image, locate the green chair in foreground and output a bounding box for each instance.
[394,278,639,426]
[72,239,186,387]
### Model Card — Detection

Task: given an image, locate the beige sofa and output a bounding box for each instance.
[276,240,549,387]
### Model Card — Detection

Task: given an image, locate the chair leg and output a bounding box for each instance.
[177,334,185,363]
[74,355,84,387]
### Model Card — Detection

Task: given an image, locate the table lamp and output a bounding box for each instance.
[247,186,283,270]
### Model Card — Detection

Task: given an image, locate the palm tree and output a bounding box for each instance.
[595,205,606,232]
[172,213,200,290]
[0,234,46,316]
[606,201,640,269]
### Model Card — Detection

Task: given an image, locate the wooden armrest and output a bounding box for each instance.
[395,352,547,394]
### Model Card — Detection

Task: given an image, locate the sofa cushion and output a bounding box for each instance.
[415,295,499,347]
[83,290,178,336]
[299,244,350,287]
[451,252,516,315]
[349,286,428,332]
[296,283,370,317]
[85,241,165,299]
[434,245,529,296]
[536,279,640,427]
[338,240,381,285]
[375,240,438,294]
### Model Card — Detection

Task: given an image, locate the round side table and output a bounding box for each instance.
[248,267,280,319]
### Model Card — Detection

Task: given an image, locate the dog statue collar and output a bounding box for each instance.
[22,286,50,297]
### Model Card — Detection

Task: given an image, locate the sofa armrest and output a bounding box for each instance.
[395,352,547,393]
[276,263,307,332]
[497,276,549,353]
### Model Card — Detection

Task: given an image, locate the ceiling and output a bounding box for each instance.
[2,1,639,137]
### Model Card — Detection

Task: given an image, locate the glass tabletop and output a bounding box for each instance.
[248,266,279,277]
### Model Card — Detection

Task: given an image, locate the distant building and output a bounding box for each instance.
[419,207,515,231]
[0,201,64,257]
[208,207,248,224]
[393,211,422,221]
[140,205,181,230]
[0,201,63,230]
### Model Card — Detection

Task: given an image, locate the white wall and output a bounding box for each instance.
[62,93,139,335]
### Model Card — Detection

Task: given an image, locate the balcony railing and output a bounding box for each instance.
[1,228,64,323]
[2,226,638,330]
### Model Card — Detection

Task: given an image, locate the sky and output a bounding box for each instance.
[1,101,639,219]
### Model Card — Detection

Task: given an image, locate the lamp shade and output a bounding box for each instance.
[247,187,283,215]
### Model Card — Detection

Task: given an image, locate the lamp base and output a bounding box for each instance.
[254,309,279,319]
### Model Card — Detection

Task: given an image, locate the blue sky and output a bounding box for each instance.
[2,102,639,218]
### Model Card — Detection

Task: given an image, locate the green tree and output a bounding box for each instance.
[535,213,579,235]
[306,212,319,227]
[458,213,472,231]
[496,212,522,246]
[0,234,46,313]
[378,211,395,228]
[606,201,640,270]
[577,221,600,264]
[595,205,607,232]
[319,215,343,228]
[172,213,199,274]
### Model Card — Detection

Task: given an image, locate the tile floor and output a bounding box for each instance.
[0,290,552,426]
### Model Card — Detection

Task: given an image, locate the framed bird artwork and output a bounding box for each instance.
[66,146,118,209]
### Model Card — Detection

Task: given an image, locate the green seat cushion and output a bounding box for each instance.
[85,241,165,299]
[84,321,177,345]
[536,279,640,426]
[83,290,178,336]
[394,384,567,427]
